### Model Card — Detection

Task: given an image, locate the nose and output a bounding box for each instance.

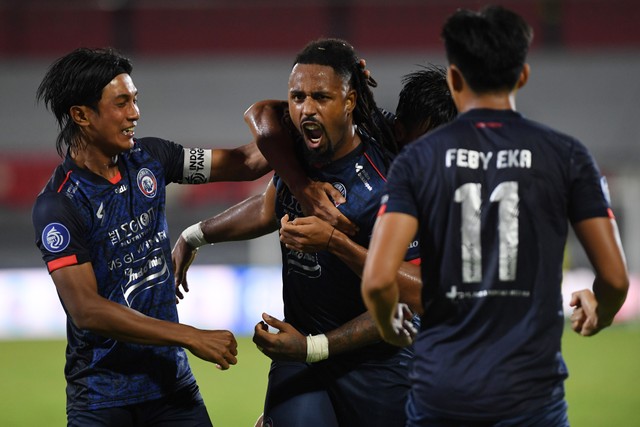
[129,101,140,121]
[301,96,316,118]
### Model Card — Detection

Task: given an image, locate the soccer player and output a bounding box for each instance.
[32,47,270,426]
[174,38,421,427]
[362,6,629,426]
[246,63,457,245]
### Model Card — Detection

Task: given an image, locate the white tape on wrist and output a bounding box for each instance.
[181,222,209,249]
[306,334,329,363]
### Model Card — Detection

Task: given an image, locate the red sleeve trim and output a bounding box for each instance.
[607,208,615,219]
[408,258,422,266]
[56,170,73,193]
[47,255,78,273]
[377,203,387,217]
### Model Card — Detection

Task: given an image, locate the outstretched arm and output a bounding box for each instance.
[244,100,357,235]
[279,214,423,314]
[208,142,272,182]
[362,212,420,346]
[172,181,279,300]
[570,216,629,336]
[52,263,238,369]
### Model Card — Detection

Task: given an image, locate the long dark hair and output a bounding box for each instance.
[36,47,133,156]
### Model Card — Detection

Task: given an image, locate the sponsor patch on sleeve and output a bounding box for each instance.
[183,148,212,184]
[42,223,71,253]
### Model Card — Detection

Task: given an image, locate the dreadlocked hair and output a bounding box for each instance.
[293,38,398,159]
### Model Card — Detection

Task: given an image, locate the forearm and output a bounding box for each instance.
[247,100,311,195]
[325,311,381,356]
[593,275,628,326]
[209,142,271,182]
[195,193,277,244]
[362,278,400,337]
[73,297,199,348]
[328,229,422,312]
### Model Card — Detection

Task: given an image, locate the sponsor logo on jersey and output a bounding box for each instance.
[355,162,373,191]
[137,168,157,198]
[114,184,128,194]
[42,223,70,253]
[96,202,105,220]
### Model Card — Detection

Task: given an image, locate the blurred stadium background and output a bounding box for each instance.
[0,0,639,424]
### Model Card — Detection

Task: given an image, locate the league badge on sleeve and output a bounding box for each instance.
[42,223,71,253]
[137,168,158,198]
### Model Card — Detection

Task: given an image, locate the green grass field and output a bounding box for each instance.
[1,322,639,426]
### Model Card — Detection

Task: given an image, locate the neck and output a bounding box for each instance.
[71,149,120,180]
[456,90,517,114]
[332,124,361,161]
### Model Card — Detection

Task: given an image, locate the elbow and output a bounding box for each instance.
[362,273,395,302]
[69,309,99,331]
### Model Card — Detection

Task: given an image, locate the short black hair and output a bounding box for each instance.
[294,38,397,156]
[396,64,457,136]
[36,47,133,156]
[441,5,533,93]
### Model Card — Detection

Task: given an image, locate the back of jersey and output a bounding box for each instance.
[384,108,610,419]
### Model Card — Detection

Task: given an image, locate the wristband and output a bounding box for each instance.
[181,222,209,249]
[306,334,329,363]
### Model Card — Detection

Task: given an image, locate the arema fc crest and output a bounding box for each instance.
[137,168,157,198]
[332,182,347,203]
[42,223,70,253]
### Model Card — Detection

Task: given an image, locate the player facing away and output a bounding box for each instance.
[32,47,270,426]
[362,5,629,427]
[174,38,420,427]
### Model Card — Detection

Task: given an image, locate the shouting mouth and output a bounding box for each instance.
[302,121,324,148]
[122,126,136,138]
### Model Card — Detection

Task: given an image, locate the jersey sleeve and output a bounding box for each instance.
[568,140,611,223]
[381,145,422,219]
[135,137,186,183]
[32,192,92,273]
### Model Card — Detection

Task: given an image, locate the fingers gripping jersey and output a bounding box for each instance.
[32,138,196,411]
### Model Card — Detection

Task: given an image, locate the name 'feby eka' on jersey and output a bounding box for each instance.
[274,130,420,361]
[32,138,211,411]
[381,109,612,420]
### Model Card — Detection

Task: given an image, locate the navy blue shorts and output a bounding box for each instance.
[406,398,569,427]
[67,382,212,427]
[262,354,411,427]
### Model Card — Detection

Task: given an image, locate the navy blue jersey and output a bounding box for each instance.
[32,138,195,411]
[382,109,611,420]
[274,134,419,361]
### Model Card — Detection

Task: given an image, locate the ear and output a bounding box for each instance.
[447,65,464,94]
[516,63,530,89]
[70,105,92,127]
[345,89,357,114]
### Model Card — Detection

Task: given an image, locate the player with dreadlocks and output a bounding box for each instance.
[173,38,421,426]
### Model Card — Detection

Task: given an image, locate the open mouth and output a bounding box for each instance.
[302,122,323,147]
[122,126,136,137]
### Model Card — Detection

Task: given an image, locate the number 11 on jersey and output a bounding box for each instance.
[454,181,519,283]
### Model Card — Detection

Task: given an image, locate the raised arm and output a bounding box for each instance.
[208,141,272,182]
[279,214,423,314]
[52,263,238,369]
[570,216,629,336]
[244,100,357,235]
